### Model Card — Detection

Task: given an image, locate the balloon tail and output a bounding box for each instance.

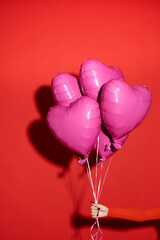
[78,157,88,166]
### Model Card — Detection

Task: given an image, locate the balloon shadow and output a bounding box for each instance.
[27,86,74,176]
[72,214,160,239]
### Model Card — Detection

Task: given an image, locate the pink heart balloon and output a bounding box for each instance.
[94,131,128,161]
[46,96,101,157]
[79,59,124,100]
[100,79,152,139]
[51,73,82,106]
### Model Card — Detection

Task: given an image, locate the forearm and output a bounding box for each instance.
[107,207,160,222]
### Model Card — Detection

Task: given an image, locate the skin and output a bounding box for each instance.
[91,203,109,218]
[91,204,160,221]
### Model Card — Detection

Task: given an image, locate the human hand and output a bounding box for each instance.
[91,202,108,218]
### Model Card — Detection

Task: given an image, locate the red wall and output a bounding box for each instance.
[1,0,160,239]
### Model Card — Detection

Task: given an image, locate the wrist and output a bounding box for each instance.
[105,207,109,217]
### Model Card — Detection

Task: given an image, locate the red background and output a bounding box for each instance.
[1,0,160,239]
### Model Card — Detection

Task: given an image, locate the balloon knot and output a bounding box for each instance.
[113,143,121,149]
[78,157,88,166]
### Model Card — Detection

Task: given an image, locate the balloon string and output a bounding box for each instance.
[97,163,103,202]
[95,136,99,203]
[85,138,112,239]
[90,221,97,240]
[90,217,103,240]
[96,218,103,239]
[85,157,100,239]
[95,137,102,240]
[97,157,112,202]
[86,159,97,202]
[91,158,112,240]
[86,157,112,240]
[87,136,104,240]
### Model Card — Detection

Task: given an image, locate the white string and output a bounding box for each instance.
[95,136,99,203]
[97,157,112,202]
[86,159,97,202]
[85,137,112,240]
[97,162,103,201]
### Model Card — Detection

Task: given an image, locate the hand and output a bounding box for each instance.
[91,203,108,218]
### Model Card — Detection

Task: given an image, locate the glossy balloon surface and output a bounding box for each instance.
[94,130,128,160]
[47,59,152,161]
[100,79,152,139]
[51,73,82,106]
[46,96,101,157]
[79,59,124,100]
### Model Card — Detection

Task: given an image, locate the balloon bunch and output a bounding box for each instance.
[46,59,152,163]
[46,59,152,239]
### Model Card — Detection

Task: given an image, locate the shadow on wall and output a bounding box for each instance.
[27,85,160,240]
[27,85,98,176]
[27,86,74,177]
[72,215,160,240]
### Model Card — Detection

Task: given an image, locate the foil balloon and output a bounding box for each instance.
[46,96,101,157]
[51,73,82,106]
[94,131,128,161]
[100,79,152,139]
[79,59,124,100]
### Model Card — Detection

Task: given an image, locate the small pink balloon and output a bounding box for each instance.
[79,59,124,100]
[51,73,82,106]
[100,79,152,139]
[46,96,101,157]
[94,131,128,161]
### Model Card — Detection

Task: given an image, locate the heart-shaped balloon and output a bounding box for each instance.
[51,73,82,106]
[94,130,128,161]
[100,79,152,139]
[46,96,101,157]
[79,59,124,100]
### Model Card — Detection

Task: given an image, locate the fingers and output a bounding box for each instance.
[91,204,101,218]
[91,202,108,218]
[92,203,108,212]
[91,205,98,210]
[91,203,105,211]
[91,208,100,218]
[91,202,101,208]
